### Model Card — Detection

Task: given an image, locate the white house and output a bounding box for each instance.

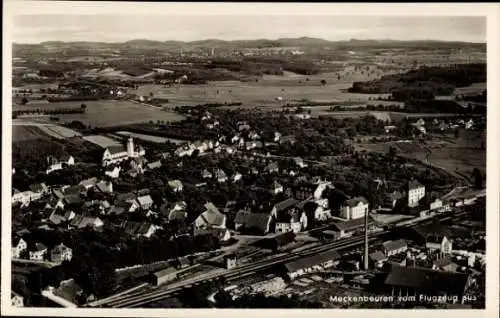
[382,239,408,257]
[137,195,154,210]
[11,291,24,307]
[426,236,453,254]
[215,169,228,183]
[105,166,121,179]
[340,197,369,220]
[12,237,27,259]
[12,190,41,205]
[270,181,284,194]
[168,180,183,192]
[429,198,443,211]
[29,243,48,261]
[50,243,73,262]
[46,156,75,174]
[194,203,227,229]
[407,180,425,208]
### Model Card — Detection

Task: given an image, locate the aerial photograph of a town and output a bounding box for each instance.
[5,6,491,312]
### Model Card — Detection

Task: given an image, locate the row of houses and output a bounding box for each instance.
[12,238,72,263]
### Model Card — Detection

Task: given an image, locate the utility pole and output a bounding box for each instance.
[364,201,369,271]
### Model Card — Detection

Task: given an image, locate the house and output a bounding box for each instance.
[168,180,183,192]
[301,201,331,222]
[46,155,74,174]
[137,195,154,210]
[146,160,162,170]
[273,131,282,142]
[407,180,425,208]
[105,166,121,179]
[215,169,228,183]
[330,217,376,238]
[45,196,65,210]
[29,183,50,195]
[271,198,299,218]
[96,181,113,194]
[49,208,75,225]
[284,250,340,280]
[294,157,308,168]
[123,221,162,238]
[340,197,369,220]
[275,209,307,234]
[194,202,226,229]
[279,135,296,145]
[152,267,178,286]
[78,178,97,190]
[269,181,284,195]
[202,169,213,179]
[369,251,388,268]
[12,237,27,259]
[124,199,141,212]
[50,243,73,262]
[382,239,408,257]
[426,235,453,254]
[194,227,232,242]
[264,162,279,174]
[384,265,473,304]
[29,243,48,261]
[232,172,243,182]
[11,291,24,307]
[234,211,273,235]
[12,190,41,205]
[69,215,104,230]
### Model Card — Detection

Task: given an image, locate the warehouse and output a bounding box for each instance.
[152,266,178,286]
[283,250,341,280]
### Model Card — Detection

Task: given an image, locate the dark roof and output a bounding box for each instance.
[273,198,299,213]
[63,185,84,195]
[384,265,470,296]
[106,146,126,155]
[408,179,424,190]
[331,217,374,232]
[370,251,388,262]
[285,250,340,272]
[273,231,296,246]
[234,211,272,233]
[64,194,83,205]
[343,196,369,207]
[154,267,177,278]
[382,239,408,252]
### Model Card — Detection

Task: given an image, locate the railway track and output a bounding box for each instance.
[95,207,476,308]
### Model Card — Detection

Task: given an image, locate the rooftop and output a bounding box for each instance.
[285,250,340,272]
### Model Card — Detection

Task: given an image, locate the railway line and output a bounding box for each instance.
[92,207,474,308]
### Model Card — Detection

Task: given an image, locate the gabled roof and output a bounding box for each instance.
[408,179,424,190]
[106,146,126,155]
[168,180,183,188]
[29,183,48,193]
[137,195,154,207]
[285,250,340,272]
[370,250,388,262]
[196,207,225,228]
[384,265,470,296]
[96,181,112,193]
[32,243,47,252]
[79,178,98,188]
[153,267,177,278]
[343,196,369,207]
[382,239,408,252]
[51,243,71,253]
[234,211,272,233]
[273,198,299,213]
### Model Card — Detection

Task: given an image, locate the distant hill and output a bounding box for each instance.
[15,37,486,51]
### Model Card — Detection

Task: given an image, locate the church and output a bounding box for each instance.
[102,137,145,167]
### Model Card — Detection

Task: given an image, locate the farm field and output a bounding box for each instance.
[355,130,485,184]
[128,71,393,108]
[13,100,186,127]
[12,121,81,141]
[83,134,122,148]
[115,131,185,144]
[12,125,50,142]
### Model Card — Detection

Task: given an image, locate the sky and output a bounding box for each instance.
[12,15,486,44]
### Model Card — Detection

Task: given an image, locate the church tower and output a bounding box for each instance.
[127,138,134,157]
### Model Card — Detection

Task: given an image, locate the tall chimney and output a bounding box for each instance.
[364,206,369,271]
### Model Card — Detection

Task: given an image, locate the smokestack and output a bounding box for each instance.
[364,207,369,271]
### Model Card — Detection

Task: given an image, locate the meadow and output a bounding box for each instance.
[13,100,186,128]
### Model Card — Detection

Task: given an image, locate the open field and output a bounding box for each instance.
[12,120,81,140]
[115,131,173,144]
[128,71,394,108]
[355,131,485,183]
[83,134,122,148]
[13,100,186,127]
[12,125,49,142]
